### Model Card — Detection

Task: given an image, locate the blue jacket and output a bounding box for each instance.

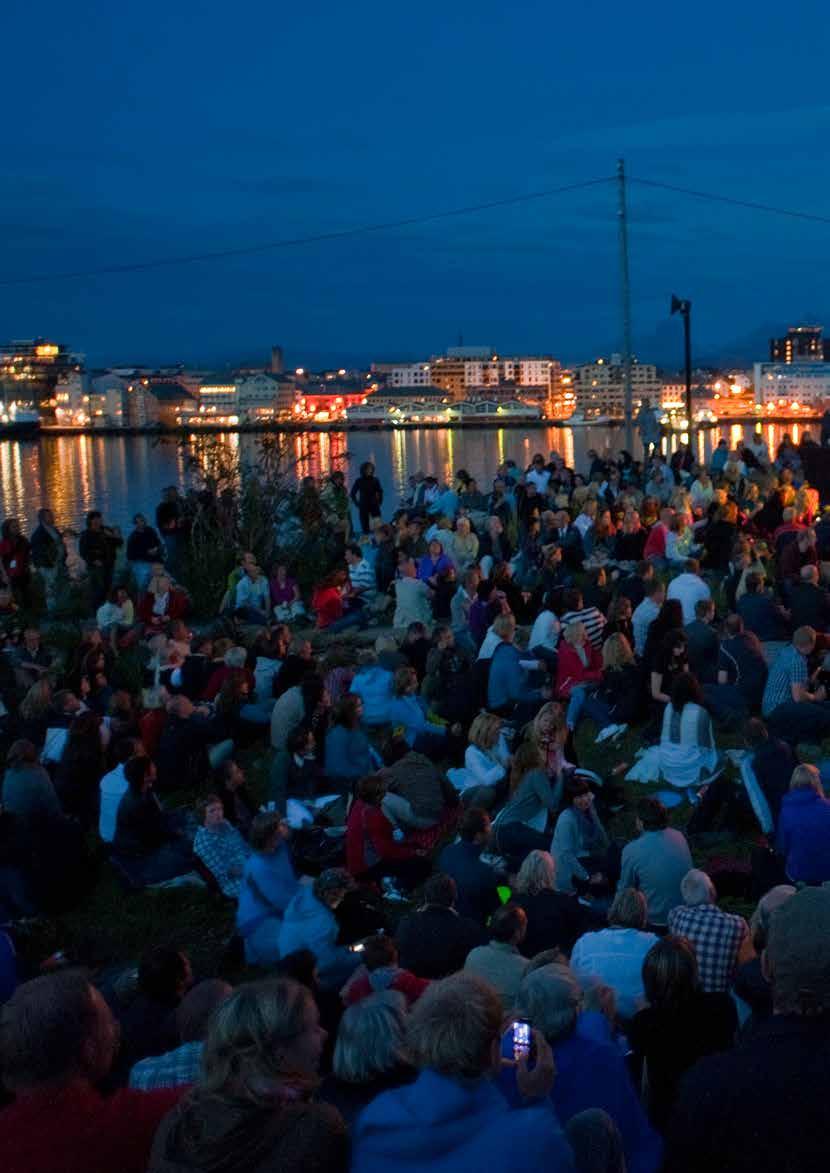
[777,787,830,883]
[279,884,358,986]
[350,667,394,726]
[488,641,541,710]
[324,723,374,780]
[236,844,298,938]
[499,1013,661,1173]
[384,695,444,747]
[352,1067,575,1173]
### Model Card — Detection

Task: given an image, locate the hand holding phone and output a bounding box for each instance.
[515,1028,555,1102]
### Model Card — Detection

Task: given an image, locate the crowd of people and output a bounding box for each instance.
[3,432,830,1172]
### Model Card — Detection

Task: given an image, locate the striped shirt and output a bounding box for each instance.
[560,606,606,650]
[349,558,377,600]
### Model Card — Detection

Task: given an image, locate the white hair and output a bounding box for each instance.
[680,868,716,907]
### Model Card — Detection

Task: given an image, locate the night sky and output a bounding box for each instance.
[2,0,828,370]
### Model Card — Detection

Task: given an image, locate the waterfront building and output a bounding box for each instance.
[0,338,81,418]
[572,356,661,417]
[430,349,561,406]
[293,381,368,422]
[769,325,828,363]
[754,362,830,410]
[388,363,433,387]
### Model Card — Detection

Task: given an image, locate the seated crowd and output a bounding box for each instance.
[3,441,830,1172]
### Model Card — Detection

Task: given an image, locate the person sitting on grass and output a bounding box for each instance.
[279,868,362,991]
[312,567,367,633]
[343,934,430,1008]
[193,793,252,899]
[111,755,195,888]
[319,990,417,1127]
[345,773,431,892]
[325,693,379,789]
[0,971,183,1173]
[351,973,575,1173]
[236,811,299,967]
[550,777,613,897]
[148,978,348,1173]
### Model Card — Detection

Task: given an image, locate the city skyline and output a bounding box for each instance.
[2,1,829,369]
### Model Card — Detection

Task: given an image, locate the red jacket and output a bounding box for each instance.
[137,588,189,625]
[643,522,668,560]
[2,1080,181,1173]
[344,968,430,1007]
[346,799,418,876]
[312,585,344,629]
[555,640,603,699]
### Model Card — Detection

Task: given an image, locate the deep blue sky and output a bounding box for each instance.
[2,1,829,370]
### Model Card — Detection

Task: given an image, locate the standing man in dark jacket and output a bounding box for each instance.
[350,461,384,535]
[78,511,122,607]
[127,513,164,592]
[29,507,64,611]
[663,888,830,1173]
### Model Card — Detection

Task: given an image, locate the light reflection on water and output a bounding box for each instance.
[0,422,805,532]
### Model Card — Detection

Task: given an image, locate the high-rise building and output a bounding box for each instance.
[769,326,825,363]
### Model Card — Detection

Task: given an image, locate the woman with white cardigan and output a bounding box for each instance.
[447,711,510,809]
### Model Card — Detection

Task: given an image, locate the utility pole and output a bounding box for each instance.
[617,159,634,453]
[671,295,693,450]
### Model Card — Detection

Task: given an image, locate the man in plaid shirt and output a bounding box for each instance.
[129,979,231,1091]
[667,869,749,993]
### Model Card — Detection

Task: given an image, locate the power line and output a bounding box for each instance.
[0,176,614,287]
[629,176,830,225]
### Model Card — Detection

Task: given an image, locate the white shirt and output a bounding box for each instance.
[99,764,128,843]
[573,512,594,537]
[526,468,550,493]
[570,926,659,1018]
[529,610,560,652]
[477,626,502,661]
[666,572,711,625]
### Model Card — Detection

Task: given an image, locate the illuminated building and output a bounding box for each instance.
[0,338,80,417]
[769,326,828,364]
[293,382,367,422]
[430,349,561,406]
[754,362,830,410]
[572,356,661,416]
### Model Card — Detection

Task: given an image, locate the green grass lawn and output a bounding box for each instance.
[17,710,786,979]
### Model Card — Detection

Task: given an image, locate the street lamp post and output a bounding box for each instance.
[671,295,693,448]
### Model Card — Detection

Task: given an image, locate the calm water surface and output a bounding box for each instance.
[0,421,803,533]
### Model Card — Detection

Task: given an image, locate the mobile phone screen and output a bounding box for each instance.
[350,942,365,953]
[512,1020,531,1062]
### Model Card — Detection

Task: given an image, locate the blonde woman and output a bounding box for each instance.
[530,701,571,779]
[512,849,586,956]
[564,630,637,742]
[493,740,561,863]
[447,711,509,807]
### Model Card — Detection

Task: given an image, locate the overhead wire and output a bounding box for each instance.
[2,171,830,289]
[0,176,614,287]
[628,176,830,226]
